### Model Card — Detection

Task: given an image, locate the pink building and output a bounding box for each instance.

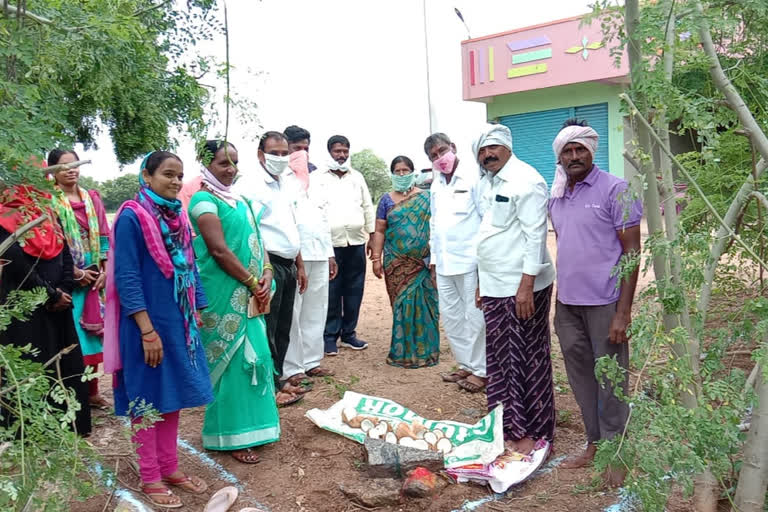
[461,14,630,184]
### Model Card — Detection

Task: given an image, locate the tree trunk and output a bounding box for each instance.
[733,370,768,511]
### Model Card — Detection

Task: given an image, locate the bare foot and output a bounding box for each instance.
[560,443,597,469]
[88,394,111,410]
[602,466,627,488]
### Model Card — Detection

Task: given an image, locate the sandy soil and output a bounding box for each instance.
[75,228,653,512]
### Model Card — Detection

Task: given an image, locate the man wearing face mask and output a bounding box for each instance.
[234,130,309,406]
[281,125,338,389]
[423,133,487,393]
[310,135,375,355]
[474,124,556,458]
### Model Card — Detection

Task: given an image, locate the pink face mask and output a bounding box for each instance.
[433,150,457,174]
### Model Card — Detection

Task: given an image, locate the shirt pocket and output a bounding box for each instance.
[491,195,515,228]
[452,190,472,216]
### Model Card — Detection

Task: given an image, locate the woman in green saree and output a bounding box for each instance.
[369,155,439,368]
[188,140,280,464]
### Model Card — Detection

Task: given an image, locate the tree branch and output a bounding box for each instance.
[0,3,52,25]
[44,159,91,174]
[0,216,46,259]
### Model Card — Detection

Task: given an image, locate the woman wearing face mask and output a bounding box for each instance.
[106,151,213,508]
[369,156,439,368]
[48,149,111,410]
[188,140,280,464]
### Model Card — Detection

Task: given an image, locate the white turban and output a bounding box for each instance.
[550,125,599,198]
[472,124,513,164]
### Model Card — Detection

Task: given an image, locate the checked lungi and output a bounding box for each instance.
[483,285,555,443]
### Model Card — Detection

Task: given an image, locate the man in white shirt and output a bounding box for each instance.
[423,133,486,393]
[474,124,556,456]
[310,135,375,354]
[234,131,308,406]
[282,125,338,387]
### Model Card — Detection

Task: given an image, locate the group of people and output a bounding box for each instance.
[0,117,641,507]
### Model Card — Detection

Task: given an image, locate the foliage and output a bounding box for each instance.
[0,0,221,188]
[98,173,140,211]
[351,149,391,203]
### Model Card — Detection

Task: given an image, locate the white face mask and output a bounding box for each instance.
[264,153,290,176]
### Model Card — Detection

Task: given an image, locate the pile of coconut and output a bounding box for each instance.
[342,407,453,454]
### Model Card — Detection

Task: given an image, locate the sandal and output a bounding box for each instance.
[457,376,487,393]
[141,483,183,509]
[281,382,310,395]
[88,394,111,410]
[285,374,314,391]
[441,369,471,383]
[231,448,260,464]
[162,472,208,494]
[306,366,335,377]
[276,391,303,407]
[204,486,239,512]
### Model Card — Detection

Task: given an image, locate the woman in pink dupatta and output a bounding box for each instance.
[49,149,111,410]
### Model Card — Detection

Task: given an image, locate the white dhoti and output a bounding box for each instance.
[282,260,329,380]
[437,270,486,377]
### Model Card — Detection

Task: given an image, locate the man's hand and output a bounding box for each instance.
[514,279,535,320]
[609,310,631,344]
[373,260,383,279]
[475,287,483,309]
[297,265,308,294]
[329,257,338,281]
[366,238,374,259]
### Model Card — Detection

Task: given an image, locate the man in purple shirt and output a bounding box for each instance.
[548,119,642,486]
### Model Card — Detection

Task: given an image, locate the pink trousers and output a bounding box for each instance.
[131,411,180,483]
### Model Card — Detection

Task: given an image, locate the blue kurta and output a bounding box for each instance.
[112,209,213,416]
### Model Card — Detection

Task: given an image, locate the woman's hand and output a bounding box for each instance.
[372,260,383,279]
[93,271,106,291]
[142,332,163,368]
[76,268,99,287]
[255,269,273,303]
[48,289,72,311]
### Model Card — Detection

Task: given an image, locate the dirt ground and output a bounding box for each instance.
[77,228,650,512]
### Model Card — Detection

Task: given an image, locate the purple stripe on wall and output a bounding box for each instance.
[479,48,486,83]
[507,36,551,52]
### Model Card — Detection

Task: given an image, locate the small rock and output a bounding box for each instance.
[339,479,402,507]
[402,467,438,498]
[365,437,444,478]
[460,407,484,418]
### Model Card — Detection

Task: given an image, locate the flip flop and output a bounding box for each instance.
[204,486,239,512]
[162,473,208,494]
[457,377,487,393]
[285,374,314,391]
[276,391,303,408]
[306,367,335,377]
[231,448,260,464]
[441,369,471,383]
[140,484,183,509]
[281,382,310,395]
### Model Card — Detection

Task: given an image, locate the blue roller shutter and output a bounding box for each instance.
[499,102,609,187]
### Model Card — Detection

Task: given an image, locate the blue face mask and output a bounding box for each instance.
[391,172,415,192]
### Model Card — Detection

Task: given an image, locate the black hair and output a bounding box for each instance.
[423,133,452,156]
[259,131,288,152]
[327,135,350,152]
[198,140,237,162]
[390,155,414,174]
[47,149,80,167]
[284,125,311,144]
[562,118,589,129]
[144,151,182,175]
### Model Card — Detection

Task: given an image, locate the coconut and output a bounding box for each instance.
[432,429,445,440]
[412,440,430,451]
[395,422,412,440]
[385,432,398,444]
[342,407,358,425]
[423,431,438,446]
[347,416,364,429]
[399,436,417,448]
[360,418,375,433]
[436,438,453,454]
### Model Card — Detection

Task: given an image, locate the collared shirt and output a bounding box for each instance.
[310,167,375,248]
[476,155,555,298]
[234,166,301,260]
[297,170,334,261]
[429,164,482,276]
[549,165,643,306]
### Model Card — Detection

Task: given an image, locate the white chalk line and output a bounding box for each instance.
[451,455,566,511]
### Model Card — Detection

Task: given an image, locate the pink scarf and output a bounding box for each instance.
[290,150,310,192]
[103,201,176,374]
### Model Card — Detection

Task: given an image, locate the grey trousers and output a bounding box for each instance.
[554,300,629,443]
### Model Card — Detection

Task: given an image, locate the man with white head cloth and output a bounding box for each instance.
[548,119,642,485]
[473,124,556,457]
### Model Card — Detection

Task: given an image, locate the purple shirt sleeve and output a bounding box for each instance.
[376,194,395,220]
[610,182,643,230]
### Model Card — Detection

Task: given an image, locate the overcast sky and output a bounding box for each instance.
[77,0,599,182]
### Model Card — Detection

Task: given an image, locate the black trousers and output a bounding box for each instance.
[325,244,366,344]
[265,254,297,386]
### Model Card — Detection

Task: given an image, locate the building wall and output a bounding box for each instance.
[485,82,627,178]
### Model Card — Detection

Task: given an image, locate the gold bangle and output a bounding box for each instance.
[243,275,257,287]
[262,263,274,273]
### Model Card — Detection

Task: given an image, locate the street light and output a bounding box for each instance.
[423,0,436,134]
[455,7,471,39]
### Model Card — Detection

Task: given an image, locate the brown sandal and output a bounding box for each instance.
[141,484,183,508]
[281,382,310,395]
[441,369,471,383]
[457,376,487,393]
[285,374,314,391]
[162,472,208,494]
[231,448,260,464]
[276,391,303,407]
[306,366,335,377]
